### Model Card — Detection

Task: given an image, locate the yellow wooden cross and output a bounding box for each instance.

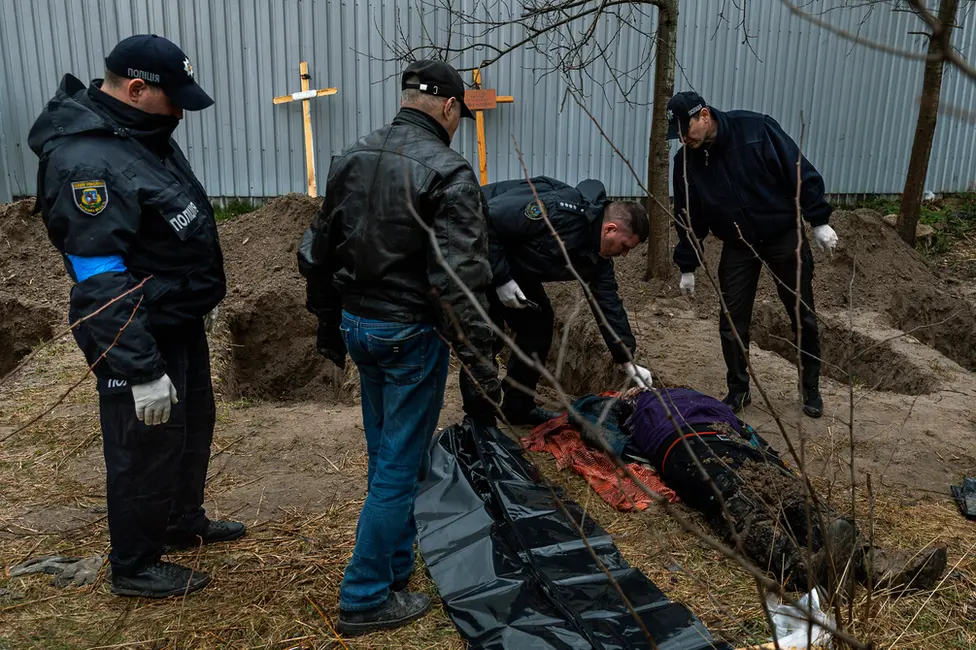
[464,69,514,186]
[272,61,338,198]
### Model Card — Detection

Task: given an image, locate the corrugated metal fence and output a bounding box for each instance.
[0,0,973,202]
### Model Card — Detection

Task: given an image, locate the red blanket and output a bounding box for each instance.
[521,411,678,511]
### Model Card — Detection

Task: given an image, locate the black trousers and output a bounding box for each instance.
[719,228,821,394]
[659,431,839,588]
[460,278,554,418]
[98,321,215,576]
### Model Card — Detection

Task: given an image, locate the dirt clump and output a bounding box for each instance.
[0,292,60,376]
[0,198,72,310]
[218,193,357,402]
[887,283,976,373]
[0,198,73,375]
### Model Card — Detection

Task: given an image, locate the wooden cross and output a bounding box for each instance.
[464,69,514,186]
[272,61,338,198]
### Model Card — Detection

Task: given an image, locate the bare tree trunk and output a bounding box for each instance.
[645,0,678,280]
[897,0,959,246]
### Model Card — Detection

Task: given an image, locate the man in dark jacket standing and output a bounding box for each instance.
[460,176,652,426]
[299,60,500,635]
[28,35,245,598]
[668,91,839,418]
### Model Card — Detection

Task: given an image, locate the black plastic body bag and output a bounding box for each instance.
[414,421,733,650]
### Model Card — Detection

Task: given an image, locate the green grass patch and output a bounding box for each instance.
[852,192,976,256]
[213,198,258,222]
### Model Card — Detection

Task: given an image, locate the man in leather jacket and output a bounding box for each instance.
[298,59,500,636]
[668,91,840,419]
[460,176,653,426]
[28,35,244,599]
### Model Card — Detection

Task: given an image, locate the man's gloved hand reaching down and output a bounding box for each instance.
[131,374,178,426]
[496,279,528,309]
[679,272,695,298]
[812,225,839,254]
[621,362,653,388]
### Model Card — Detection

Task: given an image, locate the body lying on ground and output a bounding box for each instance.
[572,386,948,594]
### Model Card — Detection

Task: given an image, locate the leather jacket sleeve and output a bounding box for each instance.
[298,182,347,361]
[426,181,500,396]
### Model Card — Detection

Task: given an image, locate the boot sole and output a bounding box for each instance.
[165,526,247,552]
[879,546,949,591]
[111,575,211,599]
[337,601,432,637]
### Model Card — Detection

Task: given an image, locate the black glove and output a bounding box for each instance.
[316,320,347,370]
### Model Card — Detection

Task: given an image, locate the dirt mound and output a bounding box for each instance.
[0,198,72,309]
[673,209,976,375]
[218,193,358,402]
[527,250,654,395]
[0,198,72,375]
[751,303,943,395]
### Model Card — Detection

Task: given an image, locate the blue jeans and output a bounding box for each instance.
[338,310,449,611]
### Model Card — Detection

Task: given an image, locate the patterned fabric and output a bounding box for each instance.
[522,393,677,511]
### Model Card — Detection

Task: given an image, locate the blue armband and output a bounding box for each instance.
[66,254,127,282]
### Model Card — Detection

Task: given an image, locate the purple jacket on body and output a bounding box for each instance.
[624,388,746,457]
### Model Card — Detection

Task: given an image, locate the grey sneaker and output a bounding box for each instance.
[337,590,432,636]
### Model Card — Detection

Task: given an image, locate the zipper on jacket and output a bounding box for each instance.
[705,150,709,167]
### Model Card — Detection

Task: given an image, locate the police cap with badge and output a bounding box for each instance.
[105,34,215,110]
[666,90,708,140]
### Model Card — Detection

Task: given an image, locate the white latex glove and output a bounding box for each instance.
[812,225,839,254]
[679,272,695,298]
[131,374,179,426]
[203,304,219,334]
[496,279,528,309]
[622,362,653,388]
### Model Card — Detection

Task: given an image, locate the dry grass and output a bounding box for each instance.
[525,443,976,649]
[2,340,974,648]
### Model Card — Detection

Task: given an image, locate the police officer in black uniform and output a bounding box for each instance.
[460,176,654,425]
[29,34,245,598]
[667,91,839,418]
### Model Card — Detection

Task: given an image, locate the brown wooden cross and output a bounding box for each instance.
[464,69,514,186]
[273,61,338,198]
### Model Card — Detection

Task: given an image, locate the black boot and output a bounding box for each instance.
[864,545,948,592]
[337,590,432,636]
[803,387,824,418]
[722,389,751,413]
[111,560,210,598]
[502,405,561,427]
[166,519,247,551]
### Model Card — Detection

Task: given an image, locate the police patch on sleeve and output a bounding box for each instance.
[523,201,544,220]
[71,180,109,216]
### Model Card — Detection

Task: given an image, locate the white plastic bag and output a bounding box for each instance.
[765,588,834,649]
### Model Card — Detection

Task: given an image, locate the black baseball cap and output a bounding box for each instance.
[401,59,474,120]
[666,91,707,139]
[105,34,214,111]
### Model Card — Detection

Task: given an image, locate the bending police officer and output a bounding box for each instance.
[461,176,653,426]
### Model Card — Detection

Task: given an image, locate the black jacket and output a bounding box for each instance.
[28,74,225,385]
[672,108,833,273]
[298,108,499,391]
[484,176,637,364]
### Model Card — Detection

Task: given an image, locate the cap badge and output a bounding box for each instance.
[183,57,194,78]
